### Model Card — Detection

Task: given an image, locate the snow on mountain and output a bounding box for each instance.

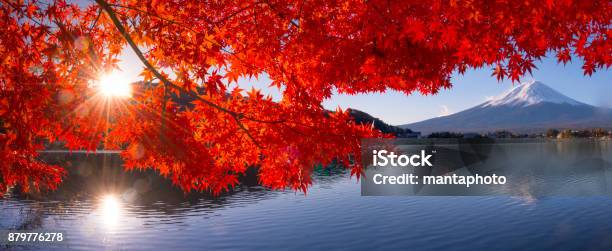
[482,80,582,107]
[401,81,612,134]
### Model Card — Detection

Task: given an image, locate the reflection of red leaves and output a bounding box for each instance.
[1,0,611,195]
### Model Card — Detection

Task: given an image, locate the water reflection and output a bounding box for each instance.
[99,195,122,230]
[1,140,612,250]
[17,151,350,211]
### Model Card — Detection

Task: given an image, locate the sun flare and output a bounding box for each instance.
[97,72,132,98]
[99,194,122,228]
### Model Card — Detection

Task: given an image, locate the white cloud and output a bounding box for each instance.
[438,105,451,117]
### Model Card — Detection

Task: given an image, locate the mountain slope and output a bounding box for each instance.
[401,81,612,134]
[348,108,419,137]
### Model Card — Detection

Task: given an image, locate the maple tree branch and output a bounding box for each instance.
[95,0,225,111]
[105,4,287,127]
[106,4,304,125]
[89,9,102,32]
[235,119,263,148]
[95,0,266,148]
[102,2,287,124]
[107,2,290,126]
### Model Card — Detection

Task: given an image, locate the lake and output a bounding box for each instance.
[2,141,612,250]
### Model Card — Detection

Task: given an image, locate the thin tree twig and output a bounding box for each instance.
[95,0,266,148]
[89,9,102,32]
[106,2,288,127]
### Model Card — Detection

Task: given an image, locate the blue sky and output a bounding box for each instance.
[118,48,611,126]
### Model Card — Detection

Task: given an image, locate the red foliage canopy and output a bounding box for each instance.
[0,0,610,195]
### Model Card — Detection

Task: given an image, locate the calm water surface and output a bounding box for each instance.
[2,141,612,250]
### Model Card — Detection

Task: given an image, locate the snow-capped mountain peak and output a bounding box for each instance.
[483,80,582,107]
[402,80,612,134]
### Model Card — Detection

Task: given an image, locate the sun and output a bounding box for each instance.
[97,72,132,98]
